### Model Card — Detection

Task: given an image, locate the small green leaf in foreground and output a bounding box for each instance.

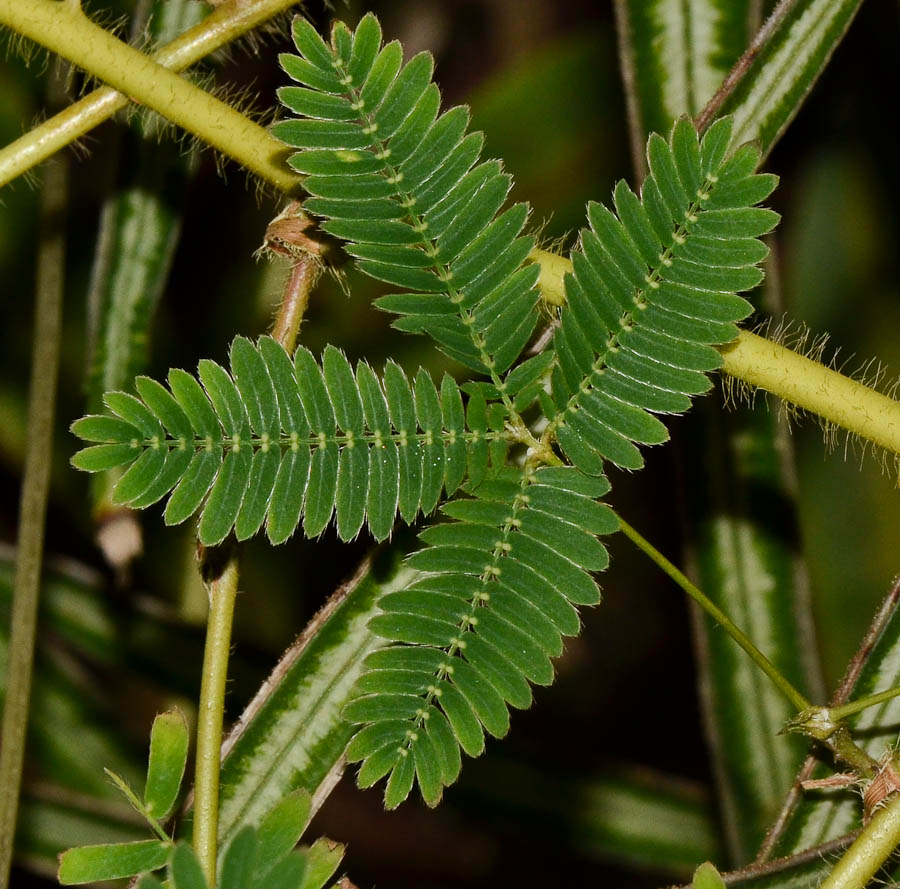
[144,708,189,819]
[58,838,170,884]
[692,861,726,889]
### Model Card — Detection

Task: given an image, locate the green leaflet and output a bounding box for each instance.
[551,117,776,476]
[58,839,169,884]
[216,553,417,846]
[617,0,754,137]
[345,466,613,808]
[71,336,490,546]
[693,862,727,889]
[144,709,190,820]
[719,0,864,160]
[275,13,542,379]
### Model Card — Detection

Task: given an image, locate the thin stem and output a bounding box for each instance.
[263,203,326,353]
[817,794,900,889]
[720,330,900,458]
[193,547,240,888]
[103,769,170,843]
[620,516,880,776]
[271,259,318,352]
[693,0,799,133]
[617,516,812,713]
[831,686,900,721]
[671,831,859,888]
[0,65,68,889]
[0,0,301,194]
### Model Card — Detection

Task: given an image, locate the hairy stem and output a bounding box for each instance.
[719,330,900,458]
[263,203,326,353]
[0,0,301,194]
[617,516,812,713]
[817,794,900,889]
[0,67,67,888]
[193,547,240,887]
[0,0,300,188]
[674,831,858,888]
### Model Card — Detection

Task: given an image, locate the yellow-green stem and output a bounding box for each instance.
[0,0,301,188]
[0,0,301,194]
[0,76,67,888]
[193,550,240,887]
[719,330,900,456]
[818,793,900,889]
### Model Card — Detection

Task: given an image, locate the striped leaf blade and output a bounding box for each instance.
[216,556,418,846]
[718,0,863,160]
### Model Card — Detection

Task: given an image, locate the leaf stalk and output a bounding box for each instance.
[830,685,900,722]
[619,517,882,778]
[617,516,812,713]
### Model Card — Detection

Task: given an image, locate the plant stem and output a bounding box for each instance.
[190,211,322,879]
[693,0,798,133]
[0,0,300,189]
[0,0,301,194]
[263,202,326,352]
[0,67,68,888]
[617,516,812,713]
[193,547,240,888]
[719,330,900,458]
[271,259,317,351]
[610,0,647,179]
[830,686,900,721]
[817,794,900,889]
[673,831,859,888]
